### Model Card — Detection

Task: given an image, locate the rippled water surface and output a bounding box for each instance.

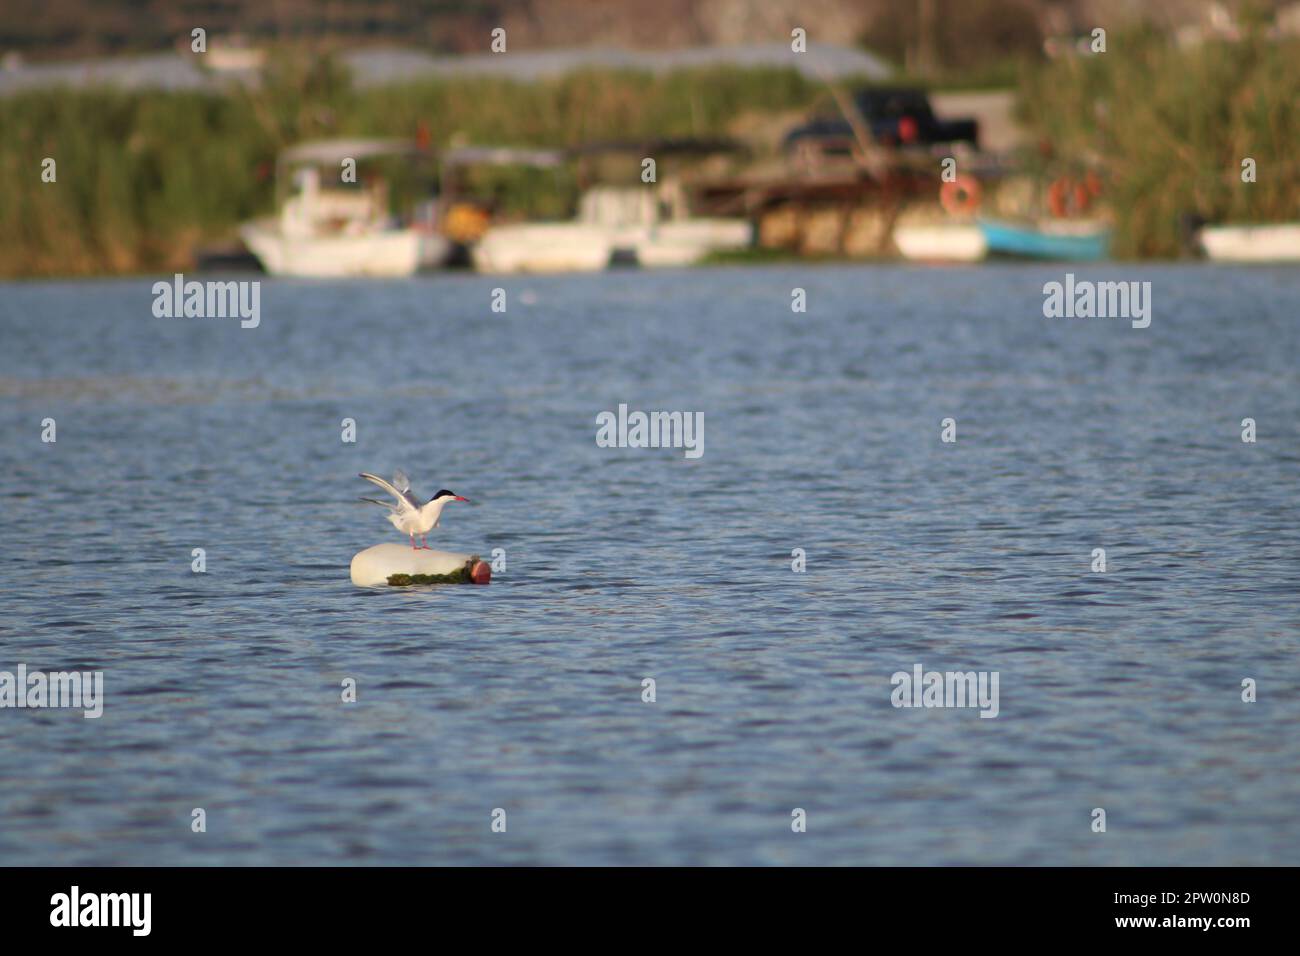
[1,264,1297,865]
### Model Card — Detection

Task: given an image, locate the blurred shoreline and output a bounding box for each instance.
[2,10,1297,277]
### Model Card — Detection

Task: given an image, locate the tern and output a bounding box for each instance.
[359,470,469,550]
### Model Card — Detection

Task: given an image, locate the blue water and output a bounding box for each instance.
[1,264,1297,865]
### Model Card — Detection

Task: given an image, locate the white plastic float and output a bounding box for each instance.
[350,543,491,588]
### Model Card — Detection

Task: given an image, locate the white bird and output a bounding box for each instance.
[359,470,469,550]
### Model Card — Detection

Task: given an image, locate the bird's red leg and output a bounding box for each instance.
[421,535,430,549]
[410,532,417,550]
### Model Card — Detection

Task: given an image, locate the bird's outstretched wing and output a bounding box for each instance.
[358,496,397,512]
[359,472,420,511]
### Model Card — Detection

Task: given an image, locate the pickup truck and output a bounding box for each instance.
[783,87,979,158]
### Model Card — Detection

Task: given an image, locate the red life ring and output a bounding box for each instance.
[1048,175,1101,218]
[939,175,982,216]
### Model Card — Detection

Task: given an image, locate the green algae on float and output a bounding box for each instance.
[386,559,478,587]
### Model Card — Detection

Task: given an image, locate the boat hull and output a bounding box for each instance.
[633,220,753,268]
[894,224,988,262]
[240,221,422,277]
[979,218,1110,261]
[472,223,612,273]
[1200,224,1300,262]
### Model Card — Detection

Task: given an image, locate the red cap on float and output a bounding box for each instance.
[471,560,491,584]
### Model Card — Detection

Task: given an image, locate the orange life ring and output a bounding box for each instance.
[1048,175,1101,218]
[939,175,982,216]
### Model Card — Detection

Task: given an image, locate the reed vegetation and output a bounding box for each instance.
[1017,29,1300,257]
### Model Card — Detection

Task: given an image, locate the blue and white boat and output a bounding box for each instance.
[979,218,1110,261]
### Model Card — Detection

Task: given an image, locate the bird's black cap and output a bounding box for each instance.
[432,489,457,501]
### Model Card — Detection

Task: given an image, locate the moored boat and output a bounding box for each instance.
[893,223,987,262]
[634,218,753,267]
[979,218,1110,261]
[241,223,423,278]
[1199,223,1300,262]
[470,223,613,273]
[577,184,752,268]
[240,138,447,278]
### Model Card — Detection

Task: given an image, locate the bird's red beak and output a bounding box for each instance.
[455,496,469,502]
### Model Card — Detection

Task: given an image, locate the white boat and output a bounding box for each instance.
[636,219,753,266]
[240,139,448,278]
[437,146,611,274]
[446,146,751,273]
[1199,223,1300,262]
[241,217,424,278]
[634,239,712,268]
[471,223,612,273]
[577,184,752,268]
[893,223,988,262]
